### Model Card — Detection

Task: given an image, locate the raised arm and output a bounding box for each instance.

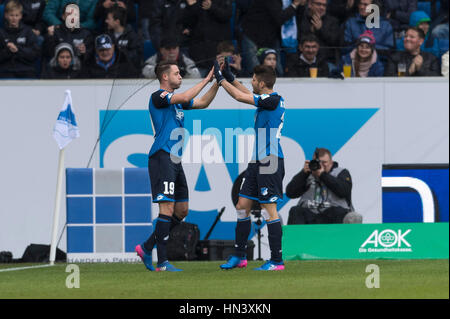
[220,80,255,105]
[192,81,220,109]
[170,68,214,105]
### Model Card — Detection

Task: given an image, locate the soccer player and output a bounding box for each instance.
[215,59,286,271]
[136,61,219,272]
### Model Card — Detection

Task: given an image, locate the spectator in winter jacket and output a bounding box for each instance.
[142,35,201,79]
[256,48,278,71]
[94,0,136,32]
[404,10,439,57]
[105,5,143,69]
[240,0,302,76]
[0,0,40,78]
[147,0,190,51]
[41,41,82,78]
[2,0,47,36]
[82,33,139,78]
[43,0,98,31]
[296,0,341,64]
[384,27,441,76]
[285,33,329,77]
[327,0,357,25]
[344,0,394,54]
[43,3,93,65]
[383,0,417,33]
[339,30,384,77]
[182,0,232,76]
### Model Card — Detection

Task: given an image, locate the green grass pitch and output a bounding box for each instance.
[0,259,448,299]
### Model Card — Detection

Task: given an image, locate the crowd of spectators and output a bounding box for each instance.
[0,0,448,79]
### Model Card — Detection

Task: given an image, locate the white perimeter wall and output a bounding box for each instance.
[0,77,448,258]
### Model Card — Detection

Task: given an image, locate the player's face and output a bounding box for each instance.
[5,9,22,28]
[263,54,277,70]
[167,65,182,89]
[57,50,72,69]
[251,74,263,94]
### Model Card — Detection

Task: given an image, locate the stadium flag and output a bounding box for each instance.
[281,0,298,53]
[50,90,79,265]
[53,90,80,149]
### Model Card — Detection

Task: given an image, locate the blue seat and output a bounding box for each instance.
[143,40,156,61]
[417,1,431,17]
[0,4,4,28]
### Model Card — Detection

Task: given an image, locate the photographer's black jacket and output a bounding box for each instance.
[286,162,352,206]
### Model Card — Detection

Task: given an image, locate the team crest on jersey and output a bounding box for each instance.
[261,187,268,196]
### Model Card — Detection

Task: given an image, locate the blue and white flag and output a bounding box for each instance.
[281,0,298,53]
[53,90,79,149]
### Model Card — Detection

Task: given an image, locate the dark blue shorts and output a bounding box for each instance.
[148,150,189,203]
[239,155,285,203]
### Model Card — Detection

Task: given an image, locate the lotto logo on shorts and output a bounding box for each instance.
[269,197,278,202]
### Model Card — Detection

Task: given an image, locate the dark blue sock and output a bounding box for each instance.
[267,219,282,262]
[144,214,182,252]
[155,214,172,265]
[235,217,251,258]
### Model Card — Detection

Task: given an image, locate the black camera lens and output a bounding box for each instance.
[308,158,321,171]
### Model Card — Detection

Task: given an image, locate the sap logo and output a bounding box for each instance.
[175,109,184,121]
[361,229,412,248]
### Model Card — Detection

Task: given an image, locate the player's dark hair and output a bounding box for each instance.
[406,26,426,39]
[107,5,127,27]
[155,61,178,81]
[253,65,276,89]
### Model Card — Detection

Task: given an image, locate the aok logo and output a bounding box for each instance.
[360,229,412,252]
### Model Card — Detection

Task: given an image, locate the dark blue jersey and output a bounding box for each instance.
[252,92,285,160]
[148,89,193,158]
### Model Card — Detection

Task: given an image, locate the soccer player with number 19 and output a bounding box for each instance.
[215,59,286,271]
[135,61,218,272]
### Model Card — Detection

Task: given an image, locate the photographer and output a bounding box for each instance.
[286,148,354,224]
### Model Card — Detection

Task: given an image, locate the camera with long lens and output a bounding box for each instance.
[308,148,321,171]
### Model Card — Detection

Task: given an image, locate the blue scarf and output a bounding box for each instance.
[281,0,298,53]
[95,52,116,71]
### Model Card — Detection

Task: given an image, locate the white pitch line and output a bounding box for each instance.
[0,264,55,273]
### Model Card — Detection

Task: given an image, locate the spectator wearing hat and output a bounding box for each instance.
[43,3,94,65]
[384,26,441,76]
[82,33,139,78]
[343,0,394,54]
[285,33,329,77]
[142,36,201,79]
[396,10,440,58]
[41,42,82,79]
[0,0,40,78]
[338,30,384,77]
[257,48,278,71]
[105,5,143,69]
